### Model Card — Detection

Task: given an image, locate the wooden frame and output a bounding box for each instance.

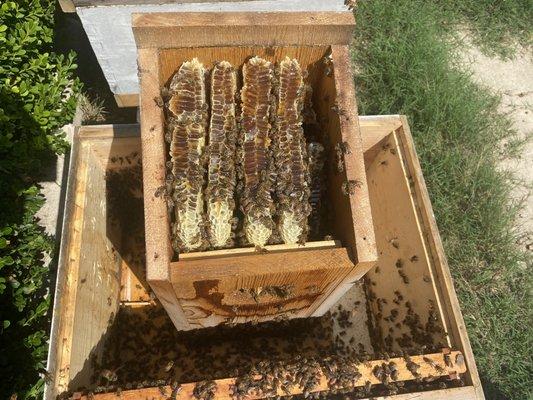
[133,12,378,330]
[45,117,484,399]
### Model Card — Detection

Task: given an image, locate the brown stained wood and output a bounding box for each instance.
[135,12,376,330]
[170,247,354,328]
[132,12,355,49]
[74,351,467,400]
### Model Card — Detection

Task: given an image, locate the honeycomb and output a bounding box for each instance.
[238,56,276,248]
[166,58,208,252]
[272,57,311,244]
[206,61,238,248]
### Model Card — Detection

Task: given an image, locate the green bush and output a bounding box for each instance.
[0,1,80,398]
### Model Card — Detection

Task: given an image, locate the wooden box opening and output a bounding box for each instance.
[46,116,483,400]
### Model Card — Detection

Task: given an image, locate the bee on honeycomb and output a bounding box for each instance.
[272,57,311,244]
[206,61,238,248]
[238,56,276,248]
[165,58,208,252]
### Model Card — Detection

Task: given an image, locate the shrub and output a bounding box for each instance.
[0,1,80,398]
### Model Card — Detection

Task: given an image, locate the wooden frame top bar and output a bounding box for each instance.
[132,11,355,48]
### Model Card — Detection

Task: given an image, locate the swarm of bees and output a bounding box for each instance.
[164,56,324,253]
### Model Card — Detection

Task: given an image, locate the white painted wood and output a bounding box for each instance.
[77,0,347,99]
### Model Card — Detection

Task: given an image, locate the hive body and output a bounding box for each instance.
[239,57,275,247]
[166,58,208,252]
[206,61,238,248]
[273,57,311,244]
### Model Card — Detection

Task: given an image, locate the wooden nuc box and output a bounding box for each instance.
[45,117,484,400]
[133,12,378,330]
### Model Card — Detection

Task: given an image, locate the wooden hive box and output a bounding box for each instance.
[132,11,378,330]
[45,117,484,400]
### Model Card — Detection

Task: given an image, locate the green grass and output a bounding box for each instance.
[435,0,533,57]
[352,1,532,398]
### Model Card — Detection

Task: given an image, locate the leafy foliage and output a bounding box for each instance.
[0,1,80,398]
[353,1,532,398]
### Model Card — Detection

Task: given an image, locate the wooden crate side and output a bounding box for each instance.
[170,247,354,328]
[310,45,378,316]
[138,48,192,330]
[75,351,468,400]
[46,134,87,399]
[396,116,483,397]
[132,11,355,48]
[47,136,124,397]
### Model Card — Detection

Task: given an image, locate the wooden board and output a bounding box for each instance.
[171,247,355,328]
[132,11,355,48]
[73,351,467,400]
[134,11,378,331]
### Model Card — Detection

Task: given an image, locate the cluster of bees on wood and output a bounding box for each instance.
[66,280,463,400]
[162,56,329,254]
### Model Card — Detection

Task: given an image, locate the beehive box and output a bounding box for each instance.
[133,11,378,330]
[45,116,484,400]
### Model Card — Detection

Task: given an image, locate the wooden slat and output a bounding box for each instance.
[74,351,467,400]
[132,11,355,48]
[114,93,139,108]
[51,140,90,395]
[179,240,340,260]
[138,47,191,330]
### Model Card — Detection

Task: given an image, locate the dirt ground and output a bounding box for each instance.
[460,44,533,254]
